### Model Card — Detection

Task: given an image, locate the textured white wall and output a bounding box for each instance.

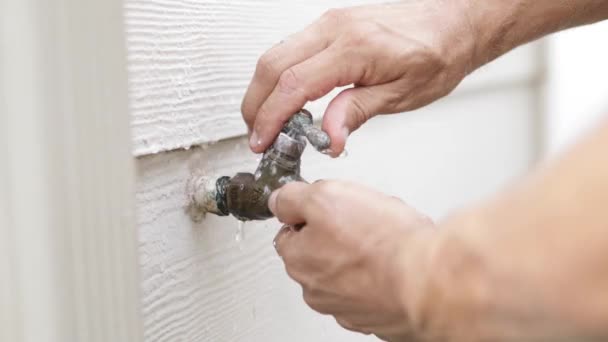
[125,0,539,156]
[126,1,543,341]
[2,0,141,340]
[126,0,377,155]
[134,87,538,342]
[543,22,608,156]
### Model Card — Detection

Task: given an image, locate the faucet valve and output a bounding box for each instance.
[282,109,331,152]
[188,109,330,222]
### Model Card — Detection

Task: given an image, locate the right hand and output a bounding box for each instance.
[242,0,478,156]
[269,180,437,340]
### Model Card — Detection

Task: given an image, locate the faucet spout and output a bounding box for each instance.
[188,109,330,222]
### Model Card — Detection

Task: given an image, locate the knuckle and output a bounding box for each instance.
[277,68,303,95]
[335,318,358,332]
[281,251,303,277]
[256,50,281,79]
[284,263,301,283]
[303,291,331,315]
[282,256,294,272]
[301,277,320,295]
[321,8,350,26]
[346,23,378,46]
[406,41,448,73]
[384,86,410,112]
[348,94,370,130]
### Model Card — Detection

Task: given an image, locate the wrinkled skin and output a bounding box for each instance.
[241,1,475,157]
[242,0,608,340]
[269,180,436,341]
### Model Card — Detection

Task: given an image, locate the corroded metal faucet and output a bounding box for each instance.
[188,109,330,221]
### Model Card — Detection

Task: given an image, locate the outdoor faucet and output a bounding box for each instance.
[188,109,330,222]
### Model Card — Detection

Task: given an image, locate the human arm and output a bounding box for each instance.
[270,119,608,341]
[242,0,608,156]
[425,118,608,341]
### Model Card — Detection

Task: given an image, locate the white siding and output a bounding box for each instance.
[127,1,542,340]
[125,0,540,156]
[543,22,608,156]
[135,86,537,341]
[1,0,141,340]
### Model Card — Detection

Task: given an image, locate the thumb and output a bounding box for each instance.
[322,84,396,157]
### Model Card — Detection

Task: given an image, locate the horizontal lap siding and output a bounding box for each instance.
[126,0,381,156]
[125,0,540,156]
[128,1,541,340]
[136,87,536,341]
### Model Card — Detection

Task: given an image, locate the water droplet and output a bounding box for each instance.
[340,149,349,158]
[235,221,246,249]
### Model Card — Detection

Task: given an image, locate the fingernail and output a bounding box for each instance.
[330,127,351,158]
[320,148,334,156]
[341,126,350,140]
[320,127,350,157]
[249,130,262,150]
[268,190,279,214]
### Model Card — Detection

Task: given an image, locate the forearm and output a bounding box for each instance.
[463,0,608,66]
[419,119,608,340]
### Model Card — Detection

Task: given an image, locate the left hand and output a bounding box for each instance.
[268,180,437,340]
[241,1,478,157]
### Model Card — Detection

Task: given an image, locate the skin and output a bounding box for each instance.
[243,0,608,340]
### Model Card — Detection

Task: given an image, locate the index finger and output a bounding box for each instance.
[241,20,333,132]
[250,44,364,153]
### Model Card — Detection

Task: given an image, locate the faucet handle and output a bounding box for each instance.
[302,122,331,152]
[283,109,331,152]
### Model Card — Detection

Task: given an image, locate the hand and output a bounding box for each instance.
[242,0,476,156]
[269,180,437,340]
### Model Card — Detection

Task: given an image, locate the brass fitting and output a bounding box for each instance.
[188,109,330,221]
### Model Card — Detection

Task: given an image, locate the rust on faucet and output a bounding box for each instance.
[188,109,331,222]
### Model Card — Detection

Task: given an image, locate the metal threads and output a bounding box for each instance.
[214,176,231,216]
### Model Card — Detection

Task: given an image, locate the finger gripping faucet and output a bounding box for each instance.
[188,109,330,222]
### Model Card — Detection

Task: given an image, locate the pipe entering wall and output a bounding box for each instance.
[187,109,331,222]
